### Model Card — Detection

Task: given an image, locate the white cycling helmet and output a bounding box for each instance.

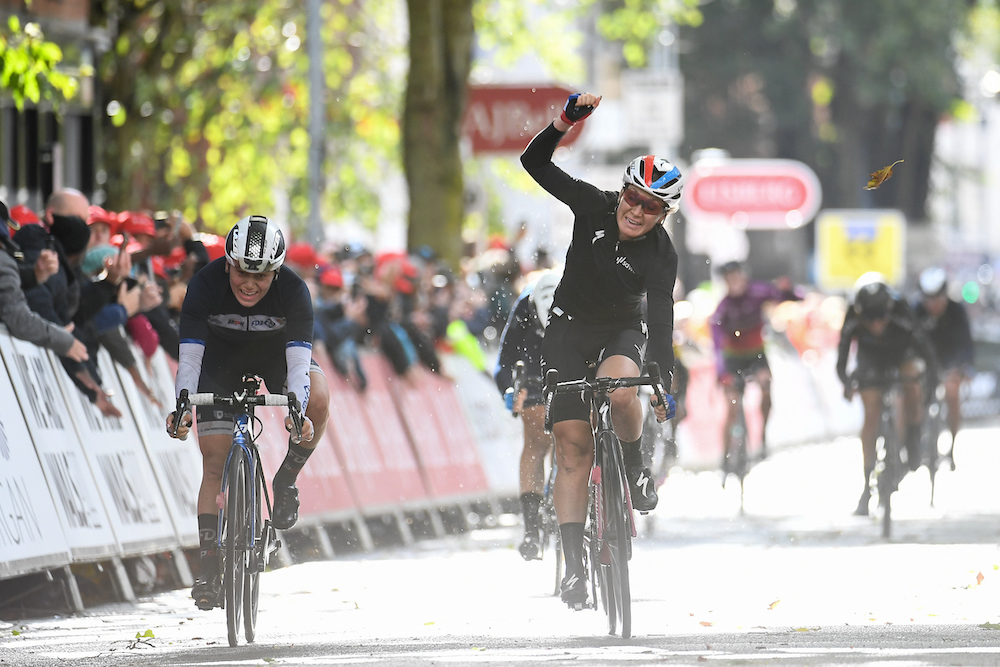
[919,267,947,297]
[225,215,286,273]
[529,269,561,328]
[622,155,683,213]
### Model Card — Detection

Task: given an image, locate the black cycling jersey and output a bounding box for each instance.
[837,296,938,388]
[493,285,545,402]
[913,298,974,370]
[520,122,677,375]
[176,258,314,410]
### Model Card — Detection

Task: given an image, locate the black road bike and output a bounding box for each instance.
[543,363,668,639]
[173,375,303,647]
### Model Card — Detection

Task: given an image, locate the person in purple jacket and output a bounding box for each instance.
[710,261,801,469]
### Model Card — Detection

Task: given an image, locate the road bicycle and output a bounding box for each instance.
[173,375,303,647]
[543,362,668,639]
[922,383,947,506]
[508,361,561,595]
[871,374,906,539]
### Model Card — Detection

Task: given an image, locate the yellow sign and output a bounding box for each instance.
[815,209,906,290]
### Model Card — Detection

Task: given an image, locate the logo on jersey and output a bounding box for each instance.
[592,230,605,244]
[616,255,635,274]
[210,314,287,332]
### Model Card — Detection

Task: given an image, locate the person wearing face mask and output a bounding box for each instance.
[14,189,133,417]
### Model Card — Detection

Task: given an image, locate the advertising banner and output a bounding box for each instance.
[0,333,117,561]
[115,347,202,547]
[327,352,426,510]
[440,354,523,495]
[54,347,177,555]
[0,328,72,578]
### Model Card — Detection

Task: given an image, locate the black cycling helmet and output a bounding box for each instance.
[852,272,892,320]
[919,267,948,297]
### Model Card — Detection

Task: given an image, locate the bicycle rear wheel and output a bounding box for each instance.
[876,414,897,539]
[225,453,248,647]
[243,455,263,642]
[600,431,632,638]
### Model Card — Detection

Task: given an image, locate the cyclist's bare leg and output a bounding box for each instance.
[856,387,882,514]
[195,432,232,597]
[721,382,741,468]
[198,433,234,514]
[755,367,772,456]
[944,368,963,446]
[518,405,550,559]
[520,405,550,495]
[900,359,923,469]
[597,355,642,442]
[303,367,330,451]
[552,419,595,524]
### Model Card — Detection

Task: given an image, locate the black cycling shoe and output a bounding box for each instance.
[560,569,589,610]
[271,481,300,530]
[192,575,222,610]
[519,532,542,561]
[627,465,658,512]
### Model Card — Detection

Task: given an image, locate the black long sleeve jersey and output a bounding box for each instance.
[520,123,677,375]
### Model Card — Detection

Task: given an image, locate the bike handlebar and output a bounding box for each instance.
[171,387,303,442]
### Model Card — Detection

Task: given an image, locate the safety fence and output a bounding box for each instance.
[0,325,524,610]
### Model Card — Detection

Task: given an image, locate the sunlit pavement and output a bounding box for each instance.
[4,424,1000,666]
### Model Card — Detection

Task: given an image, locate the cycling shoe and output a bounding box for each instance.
[560,569,589,610]
[192,575,222,611]
[627,466,658,512]
[271,481,300,530]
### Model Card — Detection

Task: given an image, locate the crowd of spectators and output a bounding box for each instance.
[0,188,544,415]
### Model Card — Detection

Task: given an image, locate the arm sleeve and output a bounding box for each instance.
[836,314,857,386]
[285,343,312,413]
[283,272,314,412]
[520,122,609,215]
[494,295,530,396]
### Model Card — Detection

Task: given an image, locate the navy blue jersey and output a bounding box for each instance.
[176,258,314,407]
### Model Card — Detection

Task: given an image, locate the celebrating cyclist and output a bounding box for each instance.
[521,92,677,609]
[837,273,937,516]
[913,267,974,466]
[710,261,801,468]
[165,215,331,610]
[494,269,561,561]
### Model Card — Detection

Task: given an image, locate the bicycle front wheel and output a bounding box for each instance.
[225,453,248,647]
[243,455,263,642]
[600,431,632,638]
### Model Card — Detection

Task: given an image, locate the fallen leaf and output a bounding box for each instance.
[864,159,903,190]
[11,630,20,636]
[699,621,713,627]
[794,627,820,632]
[980,622,1000,630]
[135,629,155,639]
[424,622,435,626]
[471,647,486,651]
[977,572,985,585]
[697,657,708,662]
[768,599,781,610]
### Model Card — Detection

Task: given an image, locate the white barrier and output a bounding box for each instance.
[441,354,523,496]
[0,330,72,578]
[0,331,118,562]
[53,346,177,556]
[116,346,201,547]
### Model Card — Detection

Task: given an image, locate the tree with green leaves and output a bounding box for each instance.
[678,0,968,222]
[0,15,80,109]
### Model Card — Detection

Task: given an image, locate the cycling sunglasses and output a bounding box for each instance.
[622,187,665,215]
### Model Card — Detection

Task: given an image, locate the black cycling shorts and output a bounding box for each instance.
[852,345,920,390]
[541,311,646,424]
[724,353,770,379]
[196,359,324,437]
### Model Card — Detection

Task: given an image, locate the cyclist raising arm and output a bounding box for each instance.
[165,215,331,610]
[521,92,677,609]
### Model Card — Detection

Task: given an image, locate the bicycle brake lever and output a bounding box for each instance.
[171,389,190,437]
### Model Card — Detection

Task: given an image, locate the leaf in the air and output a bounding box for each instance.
[864,159,903,190]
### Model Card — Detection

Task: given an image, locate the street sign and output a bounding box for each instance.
[815,209,906,290]
[681,158,822,229]
[462,85,585,154]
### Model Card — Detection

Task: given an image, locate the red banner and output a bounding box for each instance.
[462,85,585,154]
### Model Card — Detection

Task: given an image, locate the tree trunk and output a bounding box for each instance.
[403,0,473,269]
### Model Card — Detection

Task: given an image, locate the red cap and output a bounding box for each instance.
[87,205,119,234]
[10,205,40,226]
[319,266,344,288]
[118,211,156,237]
[200,233,227,261]
[285,241,319,269]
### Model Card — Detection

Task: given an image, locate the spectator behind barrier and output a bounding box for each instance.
[15,189,133,417]
[0,198,89,362]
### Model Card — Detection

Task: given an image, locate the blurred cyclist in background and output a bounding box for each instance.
[710,261,800,468]
[494,269,561,561]
[837,272,938,516]
[913,267,974,467]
